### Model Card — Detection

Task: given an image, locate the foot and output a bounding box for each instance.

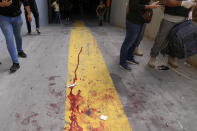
[168,57,178,68]
[134,47,143,56]
[0,62,2,65]
[10,63,20,73]
[27,32,31,35]
[120,64,132,71]
[127,59,139,65]
[18,51,27,58]
[36,28,41,34]
[148,57,156,68]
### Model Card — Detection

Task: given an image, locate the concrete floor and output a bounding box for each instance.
[0,20,197,131]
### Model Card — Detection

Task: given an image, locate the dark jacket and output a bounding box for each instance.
[0,0,29,17]
[127,0,150,25]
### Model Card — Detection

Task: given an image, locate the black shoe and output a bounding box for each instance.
[36,28,41,34]
[10,63,20,73]
[120,64,132,71]
[0,62,2,65]
[18,51,27,58]
[127,59,139,65]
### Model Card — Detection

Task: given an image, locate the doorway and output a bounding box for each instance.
[48,0,111,24]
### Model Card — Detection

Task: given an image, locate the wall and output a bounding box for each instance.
[0,0,48,42]
[110,0,128,28]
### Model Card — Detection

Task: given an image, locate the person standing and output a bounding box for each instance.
[105,0,111,23]
[0,0,32,73]
[120,0,160,71]
[96,0,106,26]
[24,0,40,34]
[148,0,196,68]
[51,0,61,24]
[126,1,145,56]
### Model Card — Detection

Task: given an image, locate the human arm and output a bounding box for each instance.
[22,0,32,22]
[145,1,160,9]
[96,6,99,16]
[130,0,160,11]
[0,0,12,7]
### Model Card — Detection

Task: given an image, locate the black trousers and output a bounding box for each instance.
[25,0,39,33]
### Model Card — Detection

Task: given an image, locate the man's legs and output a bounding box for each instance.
[127,26,143,63]
[98,15,104,26]
[134,24,146,56]
[120,21,142,70]
[31,5,40,33]
[12,16,24,54]
[55,11,61,24]
[0,16,19,64]
[148,19,177,68]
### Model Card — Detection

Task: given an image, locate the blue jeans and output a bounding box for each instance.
[55,11,61,24]
[120,21,143,65]
[0,15,23,63]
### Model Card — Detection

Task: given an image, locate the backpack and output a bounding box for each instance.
[163,20,197,59]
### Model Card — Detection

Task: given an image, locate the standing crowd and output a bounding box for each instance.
[120,0,197,71]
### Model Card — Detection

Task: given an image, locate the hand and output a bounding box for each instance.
[181,1,196,9]
[27,13,32,22]
[150,1,160,9]
[188,11,193,20]
[1,0,12,7]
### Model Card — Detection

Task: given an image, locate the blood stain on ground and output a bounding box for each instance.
[102,94,114,102]
[49,87,63,97]
[21,112,38,125]
[49,76,60,81]
[49,103,61,114]
[49,83,56,86]
[88,80,94,85]
[31,120,42,131]
[15,113,20,119]
[66,47,84,131]
[90,90,97,97]
[88,122,105,131]
[81,107,99,118]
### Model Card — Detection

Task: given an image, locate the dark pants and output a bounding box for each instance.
[0,15,23,63]
[25,1,39,33]
[136,24,146,47]
[150,19,178,58]
[120,21,143,65]
[55,11,61,24]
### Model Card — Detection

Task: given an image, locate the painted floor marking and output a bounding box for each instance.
[64,21,132,131]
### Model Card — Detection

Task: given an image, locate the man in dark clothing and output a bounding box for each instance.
[120,0,160,71]
[25,0,40,34]
[148,0,196,68]
[0,0,32,73]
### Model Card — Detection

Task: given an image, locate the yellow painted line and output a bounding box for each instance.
[65,21,132,131]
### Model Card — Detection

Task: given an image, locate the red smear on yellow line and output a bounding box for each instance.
[64,21,132,131]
